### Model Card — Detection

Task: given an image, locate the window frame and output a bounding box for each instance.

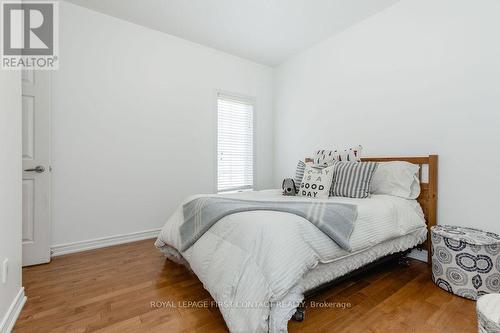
[214,90,257,194]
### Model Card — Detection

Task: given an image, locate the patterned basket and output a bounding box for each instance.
[431,225,500,300]
[477,293,500,333]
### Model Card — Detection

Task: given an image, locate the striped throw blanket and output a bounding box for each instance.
[179,197,357,252]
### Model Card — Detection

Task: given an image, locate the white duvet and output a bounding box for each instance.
[155,190,426,333]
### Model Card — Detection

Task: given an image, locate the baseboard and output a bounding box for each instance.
[51,228,161,256]
[407,249,428,263]
[0,287,27,333]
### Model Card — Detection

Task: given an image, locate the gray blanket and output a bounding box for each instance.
[179,197,357,252]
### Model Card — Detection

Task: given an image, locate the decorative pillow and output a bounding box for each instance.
[299,164,335,199]
[294,160,307,194]
[330,162,378,198]
[371,161,420,199]
[313,145,363,165]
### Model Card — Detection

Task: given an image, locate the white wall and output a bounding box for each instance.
[51,2,274,246]
[0,71,23,327]
[274,0,500,233]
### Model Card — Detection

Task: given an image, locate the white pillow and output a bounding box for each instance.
[371,161,420,199]
[299,165,334,199]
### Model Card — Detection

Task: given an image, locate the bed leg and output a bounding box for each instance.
[397,255,410,267]
[292,306,305,322]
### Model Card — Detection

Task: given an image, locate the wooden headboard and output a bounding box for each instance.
[306,155,438,263]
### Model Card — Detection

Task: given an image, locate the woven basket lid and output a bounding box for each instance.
[431,225,500,246]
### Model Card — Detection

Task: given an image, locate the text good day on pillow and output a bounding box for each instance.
[299,165,334,199]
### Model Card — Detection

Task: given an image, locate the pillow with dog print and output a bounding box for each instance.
[299,164,334,198]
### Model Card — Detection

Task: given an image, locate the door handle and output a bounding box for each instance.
[24,165,45,173]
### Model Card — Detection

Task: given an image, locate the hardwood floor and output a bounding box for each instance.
[15,239,477,333]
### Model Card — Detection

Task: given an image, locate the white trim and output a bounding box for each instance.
[51,229,161,257]
[407,249,428,263]
[0,287,27,333]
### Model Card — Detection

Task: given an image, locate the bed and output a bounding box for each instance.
[155,155,438,333]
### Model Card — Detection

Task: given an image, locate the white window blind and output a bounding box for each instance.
[217,93,254,193]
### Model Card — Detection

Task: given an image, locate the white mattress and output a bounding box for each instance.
[301,229,426,291]
[156,189,427,332]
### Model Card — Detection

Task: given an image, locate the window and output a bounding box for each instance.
[217,92,254,193]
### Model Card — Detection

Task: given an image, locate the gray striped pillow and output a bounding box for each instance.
[294,161,306,194]
[330,162,378,198]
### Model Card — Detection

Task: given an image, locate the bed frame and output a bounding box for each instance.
[294,155,438,321]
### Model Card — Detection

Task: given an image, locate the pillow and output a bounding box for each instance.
[330,162,378,198]
[371,161,420,199]
[299,164,335,199]
[294,160,307,194]
[313,145,363,165]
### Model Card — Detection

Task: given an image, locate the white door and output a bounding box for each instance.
[22,70,51,266]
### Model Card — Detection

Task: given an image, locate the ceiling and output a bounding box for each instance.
[64,0,399,66]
